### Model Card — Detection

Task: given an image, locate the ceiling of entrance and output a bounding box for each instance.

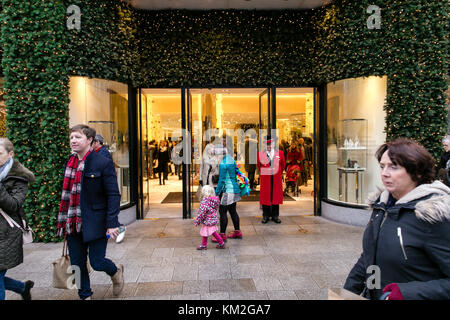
[122,0,332,10]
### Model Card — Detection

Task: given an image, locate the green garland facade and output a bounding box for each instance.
[1,0,448,241]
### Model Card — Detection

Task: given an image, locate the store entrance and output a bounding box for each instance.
[138,87,318,219]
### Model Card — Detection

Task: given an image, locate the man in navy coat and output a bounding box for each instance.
[57,124,124,300]
[92,134,113,161]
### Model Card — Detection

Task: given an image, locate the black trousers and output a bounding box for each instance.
[262,204,279,219]
[248,170,256,189]
[219,202,240,234]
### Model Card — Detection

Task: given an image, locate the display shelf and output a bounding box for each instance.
[337,119,368,204]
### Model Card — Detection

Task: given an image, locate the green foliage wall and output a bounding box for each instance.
[1,0,70,241]
[1,0,447,241]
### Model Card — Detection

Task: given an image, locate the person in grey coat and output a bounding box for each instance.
[344,138,450,300]
[0,138,36,300]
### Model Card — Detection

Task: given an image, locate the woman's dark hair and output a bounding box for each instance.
[375,137,435,185]
[70,124,96,145]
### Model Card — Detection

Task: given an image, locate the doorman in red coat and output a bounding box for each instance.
[257,136,285,224]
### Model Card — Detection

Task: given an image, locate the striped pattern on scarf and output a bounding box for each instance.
[56,151,90,237]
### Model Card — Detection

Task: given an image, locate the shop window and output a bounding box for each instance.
[326,76,387,205]
[69,77,130,206]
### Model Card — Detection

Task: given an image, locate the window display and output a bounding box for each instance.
[327,76,387,205]
[68,77,130,206]
[337,119,368,204]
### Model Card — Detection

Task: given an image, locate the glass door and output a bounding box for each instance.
[314,87,322,215]
[140,89,150,216]
[259,88,271,138]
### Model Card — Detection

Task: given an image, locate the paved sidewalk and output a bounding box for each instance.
[5,204,364,300]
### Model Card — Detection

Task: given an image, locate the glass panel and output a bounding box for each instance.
[259,89,269,134]
[275,88,315,207]
[140,89,183,218]
[188,88,264,205]
[314,88,320,215]
[326,76,387,205]
[68,77,130,206]
[140,89,150,214]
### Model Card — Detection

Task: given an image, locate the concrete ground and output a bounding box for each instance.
[5,202,364,300]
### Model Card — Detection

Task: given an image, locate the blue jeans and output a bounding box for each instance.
[0,270,25,300]
[67,233,118,300]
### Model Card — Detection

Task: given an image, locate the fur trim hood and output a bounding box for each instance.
[368,181,450,223]
[6,159,36,183]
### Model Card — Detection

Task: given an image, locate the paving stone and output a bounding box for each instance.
[135,281,183,297]
[138,266,174,282]
[171,294,201,300]
[152,247,175,258]
[123,295,171,300]
[229,245,265,256]
[283,262,330,276]
[311,273,348,289]
[231,264,265,279]
[198,264,231,280]
[267,290,299,300]
[279,275,319,290]
[182,280,210,294]
[260,264,291,280]
[210,279,256,293]
[105,283,138,299]
[201,292,230,300]
[295,288,329,300]
[235,254,275,265]
[252,278,284,291]
[229,291,268,300]
[172,264,199,281]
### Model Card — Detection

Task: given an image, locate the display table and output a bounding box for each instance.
[338,167,366,204]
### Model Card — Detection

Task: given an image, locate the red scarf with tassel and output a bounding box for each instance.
[56,151,90,237]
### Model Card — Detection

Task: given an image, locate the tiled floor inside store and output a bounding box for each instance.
[5,201,364,300]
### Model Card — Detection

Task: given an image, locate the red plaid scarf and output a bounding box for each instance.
[56,151,90,237]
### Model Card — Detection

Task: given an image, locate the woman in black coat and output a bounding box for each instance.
[0,138,35,300]
[156,140,170,185]
[344,138,450,300]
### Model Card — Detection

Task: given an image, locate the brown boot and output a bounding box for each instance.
[111,264,124,296]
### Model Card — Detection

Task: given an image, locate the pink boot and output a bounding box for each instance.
[228,230,243,239]
[212,233,227,243]
[216,242,226,249]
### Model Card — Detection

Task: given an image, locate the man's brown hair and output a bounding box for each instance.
[70,124,96,145]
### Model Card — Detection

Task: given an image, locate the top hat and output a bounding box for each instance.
[264,135,273,144]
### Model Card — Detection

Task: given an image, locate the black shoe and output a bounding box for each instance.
[272,217,281,224]
[21,280,34,300]
[262,217,269,224]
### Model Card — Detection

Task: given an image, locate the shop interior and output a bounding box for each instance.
[140,88,315,219]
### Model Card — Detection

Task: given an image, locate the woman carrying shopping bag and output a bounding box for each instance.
[0,138,35,300]
[214,135,243,242]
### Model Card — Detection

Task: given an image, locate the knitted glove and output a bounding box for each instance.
[382,283,404,300]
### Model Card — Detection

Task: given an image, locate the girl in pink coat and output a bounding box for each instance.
[194,185,226,250]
